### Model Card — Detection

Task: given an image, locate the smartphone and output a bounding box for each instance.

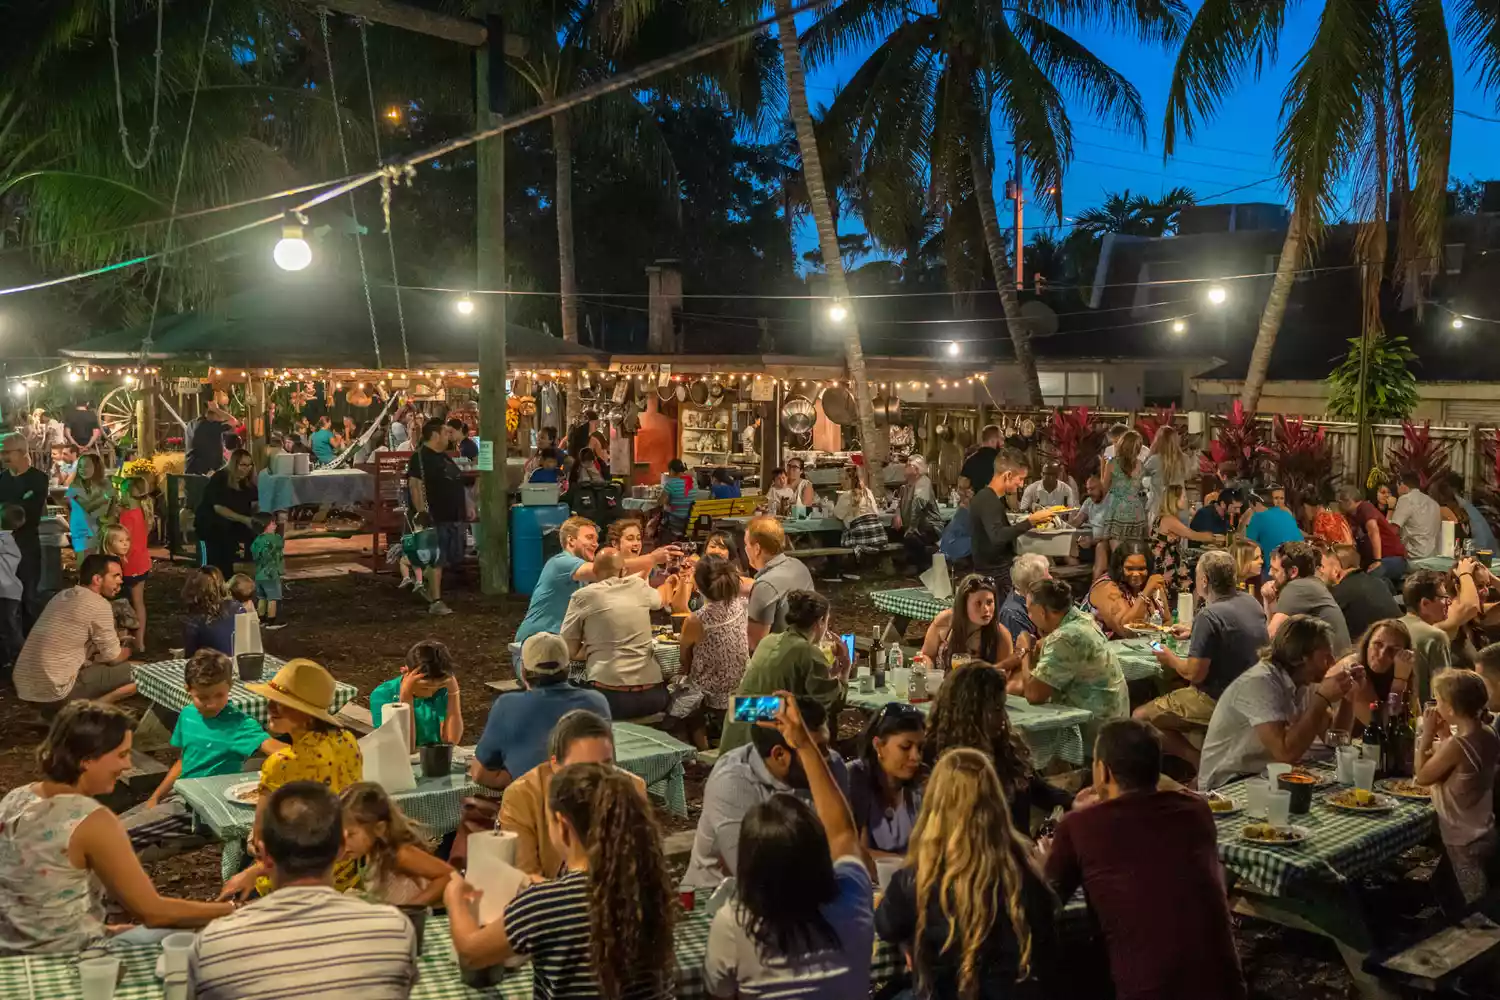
[731,695,783,724]
[1149,640,1165,652]
[840,633,856,662]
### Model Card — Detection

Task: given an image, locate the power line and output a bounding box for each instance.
[1072,138,1279,178]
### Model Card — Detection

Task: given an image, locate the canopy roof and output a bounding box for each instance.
[60,279,606,367]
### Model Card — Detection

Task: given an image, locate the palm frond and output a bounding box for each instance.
[987,17,1071,218]
[1454,0,1500,107]
[1163,0,1290,153]
[1397,0,1453,272]
[1019,0,1192,45]
[801,0,912,70]
[1010,11,1148,141]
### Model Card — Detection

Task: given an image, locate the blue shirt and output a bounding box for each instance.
[515,552,586,645]
[475,682,611,776]
[1461,499,1498,554]
[1243,505,1303,557]
[998,590,1036,642]
[938,507,972,561]
[310,428,336,464]
[182,601,249,657]
[172,703,270,780]
[369,676,449,747]
[710,482,741,499]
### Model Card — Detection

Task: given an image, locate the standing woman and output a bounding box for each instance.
[784,456,818,510]
[1098,430,1149,578]
[195,448,258,580]
[847,704,927,855]
[875,748,1059,998]
[1150,484,1224,608]
[1144,425,1187,516]
[677,556,749,748]
[920,574,1016,671]
[65,453,114,555]
[446,763,677,998]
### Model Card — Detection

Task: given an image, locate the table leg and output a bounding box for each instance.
[1232,885,1400,1000]
[884,615,910,642]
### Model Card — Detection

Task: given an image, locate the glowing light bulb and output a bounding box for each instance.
[828,301,848,323]
[1172,320,1187,334]
[1206,284,1227,306]
[946,341,960,357]
[455,297,476,316]
[1452,317,1465,330]
[273,225,312,271]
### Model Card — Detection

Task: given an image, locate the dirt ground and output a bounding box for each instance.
[0,557,1433,997]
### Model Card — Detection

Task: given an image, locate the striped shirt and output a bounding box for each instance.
[13,586,120,702]
[504,870,671,1000]
[188,884,416,1000]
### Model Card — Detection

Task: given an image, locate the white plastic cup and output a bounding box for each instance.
[890,667,911,698]
[1244,778,1269,818]
[1353,758,1377,792]
[1265,789,1292,829]
[161,932,195,975]
[78,956,120,1000]
[1336,746,1360,784]
[1265,762,1292,784]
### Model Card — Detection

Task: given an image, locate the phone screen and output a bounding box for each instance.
[1149,640,1164,652]
[731,695,783,724]
[840,633,856,662]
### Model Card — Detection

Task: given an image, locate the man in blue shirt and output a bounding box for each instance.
[1190,487,1244,536]
[1242,489,1303,571]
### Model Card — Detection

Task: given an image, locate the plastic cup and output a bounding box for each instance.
[418,743,454,778]
[78,956,120,1000]
[1336,746,1360,784]
[163,973,188,1000]
[161,932,195,975]
[1265,762,1292,784]
[1265,789,1292,829]
[1353,758,1377,792]
[1244,778,1269,818]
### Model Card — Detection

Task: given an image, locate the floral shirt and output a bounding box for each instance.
[0,786,106,954]
[687,596,750,710]
[259,729,363,891]
[1033,607,1129,744]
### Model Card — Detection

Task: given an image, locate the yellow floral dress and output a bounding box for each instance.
[256,729,363,892]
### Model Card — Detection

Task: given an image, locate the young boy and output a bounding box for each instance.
[123,649,281,855]
[250,515,285,629]
[369,639,464,752]
[526,448,561,484]
[227,572,258,616]
[0,504,23,674]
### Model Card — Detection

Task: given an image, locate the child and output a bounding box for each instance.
[227,572,258,616]
[110,479,153,647]
[123,649,280,855]
[0,504,22,673]
[250,514,285,629]
[1417,668,1500,910]
[182,566,239,656]
[526,448,561,484]
[369,639,463,752]
[340,782,454,906]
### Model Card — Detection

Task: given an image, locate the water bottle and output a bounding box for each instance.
[1148,606,1163,628]
[885,641,904,675]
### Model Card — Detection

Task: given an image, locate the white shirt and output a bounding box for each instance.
[1103,443,1151,463]
[1197,661,1311,790]
[560,574,664,687]
[1020,479,1077,512]
[1390,488,1443,560]
[12,587,120,703]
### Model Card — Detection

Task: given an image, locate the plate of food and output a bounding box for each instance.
[1202,791,1241,817]
[1286,767,1337,788]
[1326,788,1397,813]
[1376,778,1430,801]
[1239,823,1311,846]
[1124,622,1173,636]
[224,781,261,807]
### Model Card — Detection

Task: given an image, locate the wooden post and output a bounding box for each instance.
[247,376,268,469]
[140,375,158,458]
[475,13,509,594]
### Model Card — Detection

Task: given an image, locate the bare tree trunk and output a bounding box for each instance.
[554,109,579,345]
[970,146,1043,406]
[1241,212,1304,413]
[774,0,884,473]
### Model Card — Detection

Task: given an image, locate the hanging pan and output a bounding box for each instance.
[688,379,712,408]
[781,395,816,435]
[819,385,857,426]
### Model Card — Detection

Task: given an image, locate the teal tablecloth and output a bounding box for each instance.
[1108,638,1178,684]
[133,658,359,725]
[846,686,1090,766]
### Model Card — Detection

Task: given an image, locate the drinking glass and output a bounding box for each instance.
[79,956,120,1000]
[161,932,194,976]
[1335,746,1360,784]
[1265,789,1292,828]
[1265,762,1292,784]
[1353,758,1377,792]
[1244,777,1269,818]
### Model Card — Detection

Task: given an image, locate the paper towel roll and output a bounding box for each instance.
[467,831,522,924]
[1177,593,1194,629]
[1442,519,1457,558]
[380,702,412,751]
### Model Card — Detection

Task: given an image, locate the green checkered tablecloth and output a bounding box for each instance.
[0,945,163,1000]
[1409,555,1456,573]
[846,687,1089,766]
[1108,638,1174,683]
[612,721,696,817]
[132,658,359,725]
[871,587,951,624]
[177,762,482,880]
[1213,767,1437,897]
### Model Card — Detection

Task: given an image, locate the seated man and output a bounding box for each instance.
[369,639,464,752]
[1189,487,1243,536]
[13,552,137,710]
[1325,543,1400,641]
[189,781,417,999]
[1391,472,1442,561]
[1073,474,1108,566]
[1401,570,1458,704]
[1020,462,1077,512]
[744,516,816,651]
[999,553,1049,643]
[1197,615,1355,789]
[1264,540,1350,654]
[1139,550,1267,774]
[1045,720,1247,1000]
[1337,484,1407,581]
[471,632,610,791]
[682,696,845,890]
[1018,578,1128,748]
[560,547,675,720]
[499,709,646,878]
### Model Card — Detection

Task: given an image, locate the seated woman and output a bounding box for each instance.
[1231,540,1264,594]
[834,464,885,556]
[926,662,1072,835]
[1087,541,1169,638]
[0,702,231,953]
[1343,618,1416,729]
[1150,484,1224,607]
[920,573,1017,672]
[181,566,241,656]
[846,703,926,855]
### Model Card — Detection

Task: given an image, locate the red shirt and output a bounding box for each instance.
[1351,501,1406,561]
[1045,790,1246,1000]
[116,506,152,578]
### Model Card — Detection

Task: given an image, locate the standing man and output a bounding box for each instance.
[1020,462,1077,512]
[1391,472,1443,561]
[958,423,1001,493]
[743,516,815,652]
[0,432,49,627]
[1337,484,1407,582]
[405,417,467,616]
[64,400,102,455]
[970,448,1053,596]
[185,401,235,476]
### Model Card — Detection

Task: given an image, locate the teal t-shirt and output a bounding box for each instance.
[369,676,448,747]
[310,428,337,464]
[171,704,271,780]
[251,533,285,583]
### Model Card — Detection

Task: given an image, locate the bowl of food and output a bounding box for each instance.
[1375,778,1430,801]
[1326,788,1397,813]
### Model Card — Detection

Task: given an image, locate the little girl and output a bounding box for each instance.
[1416,669,1500,909]
[340,782,453,906]
[99,522,148,649]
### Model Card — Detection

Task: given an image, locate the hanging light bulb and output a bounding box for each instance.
[1205,283,1227,306]
[946,341,961,357]
[273,219,312,272]
[1452,316,1465,330]
[827,299,848,323]
[1172,320,1187,334]
[68,370,81,383]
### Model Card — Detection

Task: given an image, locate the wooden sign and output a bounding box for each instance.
[750,377,775,402]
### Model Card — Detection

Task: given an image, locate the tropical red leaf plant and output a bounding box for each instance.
[1045,406,1107,488]
[1386,420,1451,490]
[1135,405,1177,447]
[1265,415,1337,507]
[1199,400,1265,480]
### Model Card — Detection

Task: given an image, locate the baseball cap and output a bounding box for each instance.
[521,633,570,676]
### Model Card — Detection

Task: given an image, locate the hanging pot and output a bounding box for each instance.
[657,381,677,402]
[781,395,816,435]
[819,385,857,426]
[688,379,712,408]
[346,387,372,407]
[871,394,897,426]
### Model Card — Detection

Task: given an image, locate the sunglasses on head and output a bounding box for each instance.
[878,702,924,721]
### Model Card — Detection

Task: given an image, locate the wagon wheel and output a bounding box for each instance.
[98,387,137,443]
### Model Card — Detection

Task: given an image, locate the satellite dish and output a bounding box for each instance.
[1019,300,1058,338]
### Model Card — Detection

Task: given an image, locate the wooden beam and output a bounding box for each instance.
[304,0,527,55]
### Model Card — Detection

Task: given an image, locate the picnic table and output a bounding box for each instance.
[132,658,359,725]
[718,507,959,537]
[1107,637,1172,684]
[257,467,373,512]
[870,586,950,630]
[846,685,1090,767]
[1409,555,1456,573]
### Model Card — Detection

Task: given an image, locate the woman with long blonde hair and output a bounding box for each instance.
[875,748,1058,999]
[1145,425,1187,514]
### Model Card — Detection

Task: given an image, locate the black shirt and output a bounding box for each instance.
[459,436,479,462]
[185,418,231,476]
[195,469,255,535]
[1190,505,1233,534]
[64,408,100,448]
[969,487,1033,583]
[0,466,49,560]
[1331,570,1401,641]
[960,446,998,491]
[408,445,467,523]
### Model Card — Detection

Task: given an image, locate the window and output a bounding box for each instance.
[1039,371,1100,408]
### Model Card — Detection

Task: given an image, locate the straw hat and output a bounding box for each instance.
[247,658,342,726]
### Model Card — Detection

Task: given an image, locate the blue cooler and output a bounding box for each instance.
[510,503,570,595]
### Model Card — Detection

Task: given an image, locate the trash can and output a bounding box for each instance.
[510,503,570,595]
[37,515,66,594]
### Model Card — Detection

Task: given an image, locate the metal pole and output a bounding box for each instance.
[476,13,509,593]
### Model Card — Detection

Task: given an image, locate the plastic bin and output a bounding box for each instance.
[510,503,570,595]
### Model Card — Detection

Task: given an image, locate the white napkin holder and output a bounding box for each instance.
[232,613,262,660]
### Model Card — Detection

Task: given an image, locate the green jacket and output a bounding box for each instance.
[719,628,844,751]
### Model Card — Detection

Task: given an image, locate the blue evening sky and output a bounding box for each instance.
[795,4,1500,255]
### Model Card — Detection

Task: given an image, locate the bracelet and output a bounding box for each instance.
[1314,691,1335,712]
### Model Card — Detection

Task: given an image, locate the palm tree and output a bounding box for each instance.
[806,0,1184,406]
[1164,0,1500,413]
[1071,186,1196,240]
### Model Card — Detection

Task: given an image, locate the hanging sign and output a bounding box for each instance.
[173,378,202,394]
[750,378,775,402]
[611,380,629,403]
[477,439,494,472]
[613,363,659,375]
[657,364,672,389]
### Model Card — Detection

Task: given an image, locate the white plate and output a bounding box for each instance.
[1376,779,1431,802]
[223,781,260,807]
[1239,823,1311,846]
[1325,791,1398,813]
[1203,795,1241,818]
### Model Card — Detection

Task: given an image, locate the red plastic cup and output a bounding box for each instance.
[679,889,696,910]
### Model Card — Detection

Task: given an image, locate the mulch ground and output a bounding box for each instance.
[0,558,1433,997]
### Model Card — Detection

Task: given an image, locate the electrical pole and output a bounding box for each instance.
[1012,138,1024,291]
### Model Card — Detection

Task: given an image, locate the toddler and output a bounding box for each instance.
[250,515,285,629]
[227,572,258,616]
